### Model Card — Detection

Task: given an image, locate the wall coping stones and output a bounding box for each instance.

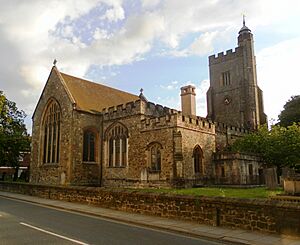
[1,182,300,236]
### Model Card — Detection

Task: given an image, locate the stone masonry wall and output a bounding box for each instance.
[71,111,102,185]
[102,114,176,187]
[0,182,300,236]
[31,68,74,185]
[177,117,216,186]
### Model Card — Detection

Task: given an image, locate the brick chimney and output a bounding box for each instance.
[180,85,196,116]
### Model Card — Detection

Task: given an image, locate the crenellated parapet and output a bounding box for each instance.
[177,113,215,133]
[140,111,215,134]
[140,114,177,131]
[215,121,248,136]
[102,99,177,121]
[144,102,176,117]
[209,47,242,65]
[102,99,143,121]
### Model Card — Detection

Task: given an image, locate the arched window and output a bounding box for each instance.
[42,100,61,164]
[148,142,162,172]
[193,145,203,174]
[83,130,97,162]
[105,123,128,167]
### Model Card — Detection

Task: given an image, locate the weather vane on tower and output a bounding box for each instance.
[242,13,246,26]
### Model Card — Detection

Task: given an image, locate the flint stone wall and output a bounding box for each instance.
[0,182,299,237]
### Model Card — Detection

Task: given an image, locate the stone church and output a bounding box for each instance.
[30,21,267,187]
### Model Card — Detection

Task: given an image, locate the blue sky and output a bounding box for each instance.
[0,0,300,133]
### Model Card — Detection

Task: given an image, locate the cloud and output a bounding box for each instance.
[101,5,125,22]
[160,80,180,90]
[141,0,161,9]
[169,32,218,57]
[158,79,209,117]
[0,0,300,133]
[257,37,300,122]
[196,80,210,117]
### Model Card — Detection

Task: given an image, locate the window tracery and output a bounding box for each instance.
[42,100,61,164]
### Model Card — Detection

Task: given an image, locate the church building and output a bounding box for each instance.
[30,21,266,187]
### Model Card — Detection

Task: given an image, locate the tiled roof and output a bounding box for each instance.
[60,72,139,113]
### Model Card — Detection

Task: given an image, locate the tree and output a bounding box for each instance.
[0,91,30,180]
[231,124,300,171]
[278,95,300,127]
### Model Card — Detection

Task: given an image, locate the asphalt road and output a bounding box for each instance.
[0,196,224,245]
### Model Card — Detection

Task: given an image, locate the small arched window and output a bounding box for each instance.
[83,130,97,162]
[105,122,128,167]
[42,100,61,164]
[148,143,162,172]
[193,145,203,174]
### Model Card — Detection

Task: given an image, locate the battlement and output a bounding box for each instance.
[177,113,215,133]
[102,99,177,121]
[102,99,143,121]
[141,112,215,133]
[215,121,248,135]
[209,47,242,65]
[140,114,177,131]
[145,102,176,117]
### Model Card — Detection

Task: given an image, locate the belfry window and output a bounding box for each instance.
[83,130,97,162]
[42,100,61,164]
[106,123,128,167]
[193,145,203,174]
[222,71,231,86]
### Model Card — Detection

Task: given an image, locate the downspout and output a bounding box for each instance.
[100,112,104,186]
[68,102,76,185]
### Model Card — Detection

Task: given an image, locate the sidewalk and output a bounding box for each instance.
[0,191,300,245]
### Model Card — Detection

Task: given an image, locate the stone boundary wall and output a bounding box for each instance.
[0,182,299,236]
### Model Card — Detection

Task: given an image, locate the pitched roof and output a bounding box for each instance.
[59,71,139,113]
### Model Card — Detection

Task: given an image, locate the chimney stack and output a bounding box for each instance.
[180,85,196,116]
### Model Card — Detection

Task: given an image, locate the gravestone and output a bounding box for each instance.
[281,167,295,184]
[264,167,278,190]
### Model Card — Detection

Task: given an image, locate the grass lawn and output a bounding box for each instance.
[127,187,283,199]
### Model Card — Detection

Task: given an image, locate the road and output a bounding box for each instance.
[0,196,224,245]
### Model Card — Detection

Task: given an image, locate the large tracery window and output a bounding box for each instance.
[106,123,128,167]
[42,100,61,164]
[193,145,203,174]
[83,130,96,162]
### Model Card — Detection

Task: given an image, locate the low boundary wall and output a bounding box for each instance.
[0,182,299,236]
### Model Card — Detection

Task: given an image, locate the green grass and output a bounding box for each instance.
[126,187,283,199]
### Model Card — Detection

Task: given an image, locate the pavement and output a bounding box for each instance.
[0,191,300,245]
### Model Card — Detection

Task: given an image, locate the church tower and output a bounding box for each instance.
[206,18,267,130]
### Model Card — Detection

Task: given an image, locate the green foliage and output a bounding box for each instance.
[232,124,300,170]
[0,91,30,168]
[278,95,300,127]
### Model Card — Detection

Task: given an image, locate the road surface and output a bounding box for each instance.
[0,196,225,245]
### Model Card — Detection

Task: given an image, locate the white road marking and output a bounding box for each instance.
[20,222,89,245]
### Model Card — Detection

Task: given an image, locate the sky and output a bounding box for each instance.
[0,0,300,133]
